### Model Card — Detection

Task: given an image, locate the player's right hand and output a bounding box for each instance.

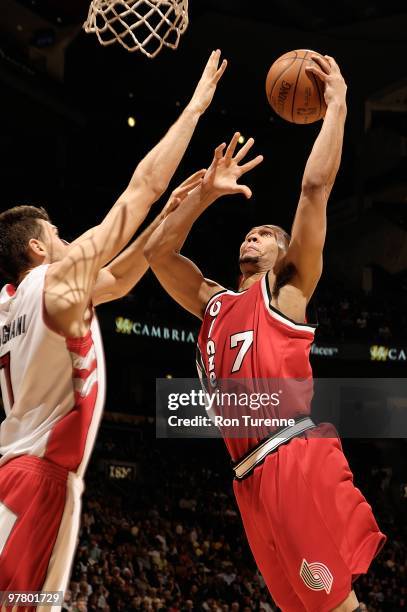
[201,132,263,200]
[188,50,227,115]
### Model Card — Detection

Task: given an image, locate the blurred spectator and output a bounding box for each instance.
[314,280,407,343]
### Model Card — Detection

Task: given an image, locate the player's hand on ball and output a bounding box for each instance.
[161,169,206,218]
[201,132,263,200]
[305,55,347,108]
[188,50,227,115]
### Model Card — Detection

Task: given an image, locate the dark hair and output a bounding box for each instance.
[262,224,290,253]
[0,205,51,285]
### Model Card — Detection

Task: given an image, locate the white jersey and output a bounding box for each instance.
[0,264,106,477]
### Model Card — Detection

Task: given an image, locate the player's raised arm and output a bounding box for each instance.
[144,133,263,319]
[44,51,227,336]
[92,171,206,305]
[281,55,347,300]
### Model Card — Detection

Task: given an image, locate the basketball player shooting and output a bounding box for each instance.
[144,55,386,612]
[0,51,226,609]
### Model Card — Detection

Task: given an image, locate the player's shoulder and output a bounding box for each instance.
[200,280,224,315]
[5,265,48,297]
[203,283,254,319]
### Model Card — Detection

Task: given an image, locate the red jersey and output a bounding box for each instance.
[196,273,316,460]
[196,274,386,612]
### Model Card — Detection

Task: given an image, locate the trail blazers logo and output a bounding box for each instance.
[300,559,333,594]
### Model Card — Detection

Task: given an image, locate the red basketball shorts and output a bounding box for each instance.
[233,428,386,612]
[0,455,84,612]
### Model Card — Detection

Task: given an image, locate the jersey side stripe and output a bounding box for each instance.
[260,276,316,334]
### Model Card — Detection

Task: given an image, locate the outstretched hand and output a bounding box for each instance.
[188,50,227,115]
[201,132,263,200]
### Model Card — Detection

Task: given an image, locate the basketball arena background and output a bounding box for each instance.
[1,1,407,610]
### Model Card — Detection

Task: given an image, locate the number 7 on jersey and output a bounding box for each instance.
[230,331,254,373]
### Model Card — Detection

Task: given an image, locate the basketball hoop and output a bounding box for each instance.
[83,0,189,58]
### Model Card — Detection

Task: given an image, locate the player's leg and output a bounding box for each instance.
[260,431,385,612]
[330,590,359,611]
[0,456,68,592]
[0,456,85,612]
[233,475,307,612]
[39,472,84,611]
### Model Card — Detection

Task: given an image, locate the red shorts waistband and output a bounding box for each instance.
[1,455,69,484]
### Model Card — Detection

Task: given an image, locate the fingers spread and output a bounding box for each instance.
[239,154,264,175]
[225,132,240,163]
[234,184,253,199]
[234,137,255,163]
[214,142,226,160]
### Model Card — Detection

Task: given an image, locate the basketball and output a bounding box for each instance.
[265,49,327,124]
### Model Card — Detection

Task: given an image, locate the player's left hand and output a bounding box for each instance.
[201,132,263,200]
[160,169,206,219]
[305,55,347,108]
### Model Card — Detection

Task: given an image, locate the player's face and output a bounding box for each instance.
[239,226,279,273]
[37,220,69,263]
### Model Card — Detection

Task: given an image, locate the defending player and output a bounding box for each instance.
[0,51,226,609]
[144,55,386,611]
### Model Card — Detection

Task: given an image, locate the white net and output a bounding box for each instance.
[83,0,189,58]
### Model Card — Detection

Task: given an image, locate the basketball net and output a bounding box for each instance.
[83,0,189,58]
